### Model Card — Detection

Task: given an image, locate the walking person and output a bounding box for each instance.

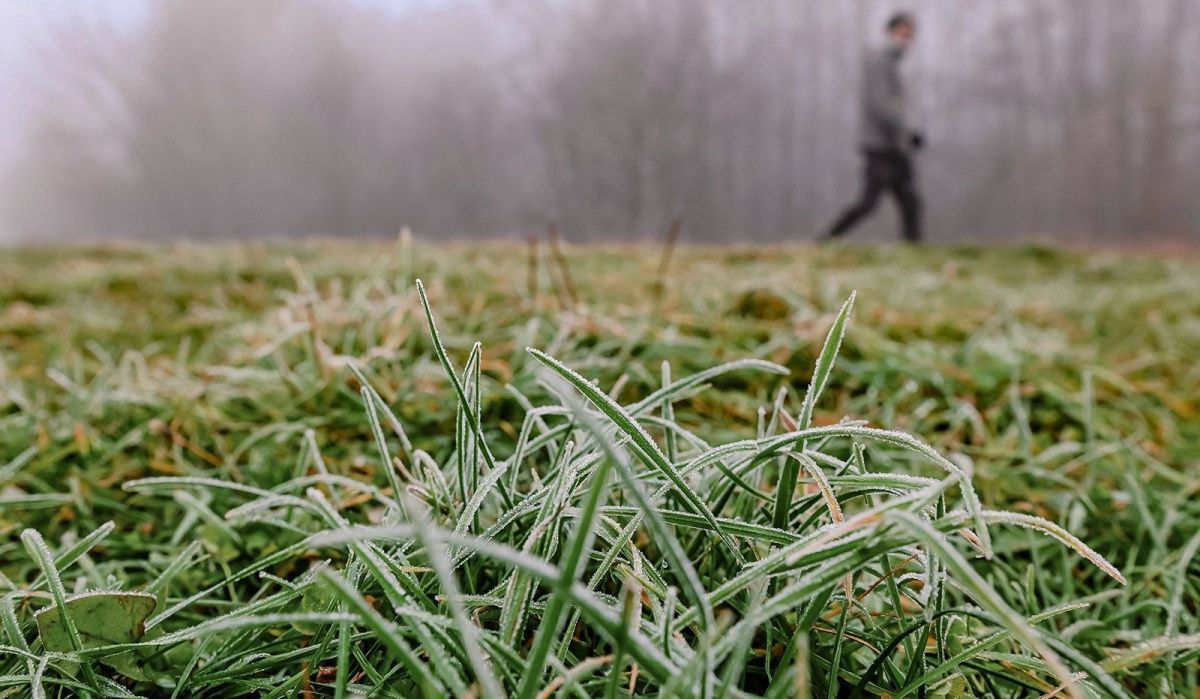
[824,12,924,243]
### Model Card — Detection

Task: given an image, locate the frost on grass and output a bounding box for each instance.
[4,281,1148,699]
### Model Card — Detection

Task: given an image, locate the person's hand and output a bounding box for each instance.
[909,131,925,150]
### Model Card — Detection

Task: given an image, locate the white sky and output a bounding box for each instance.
[0,2,140,161]
[0,0,449,166]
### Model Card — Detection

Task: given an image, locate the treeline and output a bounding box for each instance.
[5,0,1199,243]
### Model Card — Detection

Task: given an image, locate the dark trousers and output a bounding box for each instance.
[827,150,922,242]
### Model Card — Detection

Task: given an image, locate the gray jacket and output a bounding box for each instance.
[859,44,910,153]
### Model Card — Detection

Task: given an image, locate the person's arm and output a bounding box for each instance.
[863,53,905,147]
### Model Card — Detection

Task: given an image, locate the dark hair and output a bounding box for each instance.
[887,12,915,32]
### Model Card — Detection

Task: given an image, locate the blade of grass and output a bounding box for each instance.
[527,347,744,566]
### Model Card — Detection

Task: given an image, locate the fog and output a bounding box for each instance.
[2,0,1199,244]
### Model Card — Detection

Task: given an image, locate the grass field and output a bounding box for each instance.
[1,240,1198,697]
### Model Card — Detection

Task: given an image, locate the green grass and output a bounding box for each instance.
[1,240,1198,697]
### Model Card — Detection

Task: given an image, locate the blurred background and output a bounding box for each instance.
[1,0,1198,245]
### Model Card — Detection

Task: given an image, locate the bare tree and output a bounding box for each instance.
[4,0,1198,244]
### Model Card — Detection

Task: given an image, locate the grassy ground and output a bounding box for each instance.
[1,240,1198,697]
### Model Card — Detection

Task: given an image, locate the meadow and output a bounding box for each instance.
[1,240,1197,697]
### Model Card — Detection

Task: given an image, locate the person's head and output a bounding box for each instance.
[886,12,916,48]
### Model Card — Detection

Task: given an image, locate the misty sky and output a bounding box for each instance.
[0,0,445,166]
[1,2,138,161]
